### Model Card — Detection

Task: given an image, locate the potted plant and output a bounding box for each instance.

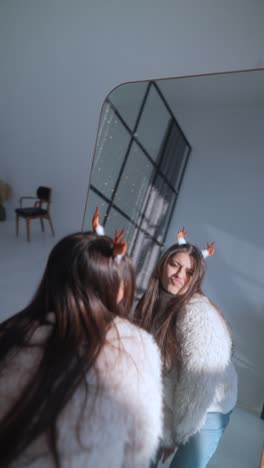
[0,179,12,221]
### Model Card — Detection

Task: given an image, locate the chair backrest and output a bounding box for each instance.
[37,187,52,212]
[37,186,51,202]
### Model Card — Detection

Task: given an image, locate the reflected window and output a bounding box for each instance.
[84,81,191,298]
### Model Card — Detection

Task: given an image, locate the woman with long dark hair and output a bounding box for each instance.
[135,228,237,468]
[0,227,162,467]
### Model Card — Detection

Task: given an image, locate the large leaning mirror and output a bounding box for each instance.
[83,69,264,468]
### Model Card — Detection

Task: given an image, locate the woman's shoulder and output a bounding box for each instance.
[184,294,230,336]
[93,317,162,407]
[114,316,155,341]
[188,292,211,307]
[99,317,161,375]
[184,293,219,321]
[178,294,232,368]
[112,316,161,363]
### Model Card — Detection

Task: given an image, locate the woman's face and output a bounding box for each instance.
[161,252,195,296]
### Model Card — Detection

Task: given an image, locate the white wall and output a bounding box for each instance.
[162,101,264,415]
[0,0,264,233]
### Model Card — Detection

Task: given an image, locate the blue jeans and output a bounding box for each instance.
[150,411,231,468]
[168,411,231,468]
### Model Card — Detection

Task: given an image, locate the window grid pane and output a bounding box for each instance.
[84,81,191,295]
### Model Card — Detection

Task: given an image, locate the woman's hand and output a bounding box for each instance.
[159,446,176,463]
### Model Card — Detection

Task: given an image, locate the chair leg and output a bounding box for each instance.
[48,216,55,236]
[40,217,45,232]
[16,214,19,237]
[26,218,31,242]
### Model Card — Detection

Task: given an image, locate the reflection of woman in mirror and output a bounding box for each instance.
[0,227,162,467]
[135,228,238,468]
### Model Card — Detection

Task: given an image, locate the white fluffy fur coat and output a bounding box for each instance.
[0,317,163,468]
[161,293,238,447]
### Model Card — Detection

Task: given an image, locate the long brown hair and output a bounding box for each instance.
[135,243,206,369]
[0,231,135,467]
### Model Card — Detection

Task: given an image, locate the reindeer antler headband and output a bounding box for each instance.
[92,207,105,235]
[177,226,215,259]
[92,207,127,260]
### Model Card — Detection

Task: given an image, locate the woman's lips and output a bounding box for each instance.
[171,277,183,286]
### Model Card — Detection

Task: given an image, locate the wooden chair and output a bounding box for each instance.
[15,186,55,242]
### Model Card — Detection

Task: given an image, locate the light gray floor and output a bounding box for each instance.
[1,218,264,467]
[0,217,63,321]
[208,407,264,468]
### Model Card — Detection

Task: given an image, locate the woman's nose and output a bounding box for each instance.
[176,267,185,279]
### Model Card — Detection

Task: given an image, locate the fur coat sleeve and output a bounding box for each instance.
[86,317,163,468]
[161,294,233,447]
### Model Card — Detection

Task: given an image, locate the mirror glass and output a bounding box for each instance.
[83,81,191,296]
[83,69,264,468]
